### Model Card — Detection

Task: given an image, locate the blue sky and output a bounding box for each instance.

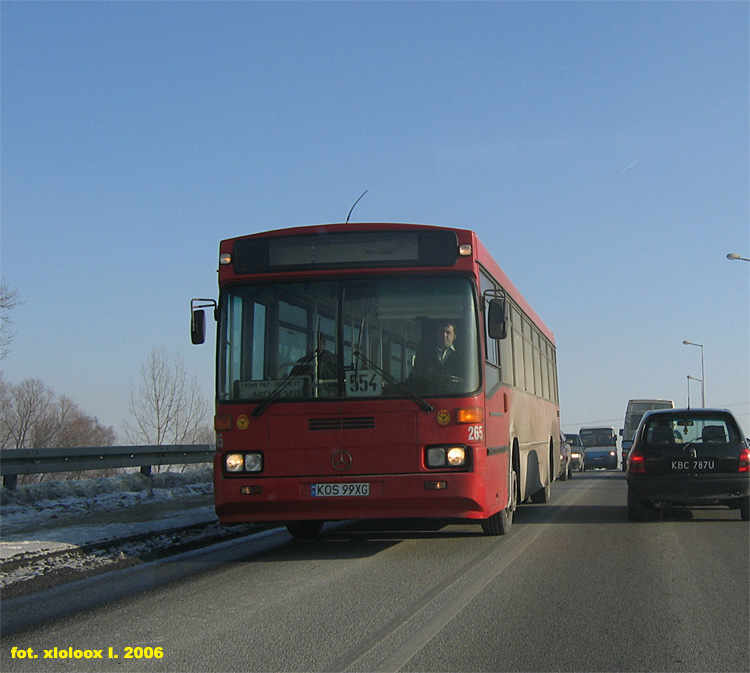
[2,1,748,437]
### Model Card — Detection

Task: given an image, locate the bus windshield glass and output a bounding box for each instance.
[580,428,617,447]
[218,276,480,402]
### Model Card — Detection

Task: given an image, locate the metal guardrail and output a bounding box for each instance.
[0,445,215,490]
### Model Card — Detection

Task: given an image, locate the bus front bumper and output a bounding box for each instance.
[215,473,488,524]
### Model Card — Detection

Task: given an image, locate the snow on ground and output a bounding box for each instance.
[1,468,216,555]
[0,469,263,593]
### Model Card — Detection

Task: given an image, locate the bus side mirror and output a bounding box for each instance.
[190,298,216,345]
[191,310,206,345]
[487,298,508,340]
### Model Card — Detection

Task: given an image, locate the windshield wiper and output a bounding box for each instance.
[252,350,317,417]
[352,350,434,413]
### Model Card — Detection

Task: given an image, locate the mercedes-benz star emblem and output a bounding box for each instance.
[332,450,353,471]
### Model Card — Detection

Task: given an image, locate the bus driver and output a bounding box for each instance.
[410,322,462,381]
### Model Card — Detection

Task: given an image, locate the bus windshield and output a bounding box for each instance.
[580,428,617,447]
[218,276,480,402]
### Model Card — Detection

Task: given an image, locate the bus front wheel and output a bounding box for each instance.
[481,468,517,536]
[286,521,324,540]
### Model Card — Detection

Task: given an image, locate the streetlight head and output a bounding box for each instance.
[727,253,741,260]
[683,340,692,345]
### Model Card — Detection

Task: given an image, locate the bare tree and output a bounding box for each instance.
[0,377,117,483]
[1,378,55,450]
[0,379,117,449]
[54,395,116,448]
[0,278,23,360]
[124,347,211,447]
[0,376,13,450]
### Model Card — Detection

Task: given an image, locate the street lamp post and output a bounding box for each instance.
[726,253,750,262]
[686,375,702,409]
[683,340,705,407]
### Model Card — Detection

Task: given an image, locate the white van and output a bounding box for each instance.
[619,399,674,470]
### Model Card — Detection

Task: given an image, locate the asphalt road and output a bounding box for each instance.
[2,471,748,672]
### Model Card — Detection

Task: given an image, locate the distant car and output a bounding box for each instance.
[559,434,573,480]
[566,433,585,471]
[626,408,750,521]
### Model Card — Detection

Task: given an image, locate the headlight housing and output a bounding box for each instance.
[225,452,264,474]
[425,445,468,469]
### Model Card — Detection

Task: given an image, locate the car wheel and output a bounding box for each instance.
[740,496,750,522]
[627,487,645,521]
[287,521,324,540]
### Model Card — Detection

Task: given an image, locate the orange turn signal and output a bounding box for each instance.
[456,408,483,424]
[214,415,233,431]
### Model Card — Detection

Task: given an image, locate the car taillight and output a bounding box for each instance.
[739,448,750,473]
[629,451,646,474]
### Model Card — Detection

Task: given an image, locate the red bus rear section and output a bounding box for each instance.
[192,223,560,537]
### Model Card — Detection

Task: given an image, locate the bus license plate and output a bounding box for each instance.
[311,483,370,497]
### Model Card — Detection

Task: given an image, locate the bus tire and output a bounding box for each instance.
[482,467,517,536]
[530,475,551,503]
[286,521,324,540]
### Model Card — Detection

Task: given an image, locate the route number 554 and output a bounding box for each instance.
[347,370,382,396]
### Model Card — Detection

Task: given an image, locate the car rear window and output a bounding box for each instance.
[644,416,741,448]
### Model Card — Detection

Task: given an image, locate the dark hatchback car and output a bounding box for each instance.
[627,409,750,521]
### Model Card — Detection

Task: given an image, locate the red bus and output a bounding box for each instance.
[191,222,560,538]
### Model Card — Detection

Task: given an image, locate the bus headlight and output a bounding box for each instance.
[426,447,446,468]
[447,447,466,466]
[425,445,468,469]
[225,452,264,473]
[226,454,244,472]
[244,453,263,472]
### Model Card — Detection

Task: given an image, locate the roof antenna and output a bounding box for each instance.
[345,190,368,224]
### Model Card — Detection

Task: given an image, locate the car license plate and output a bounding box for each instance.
[311,483,370,497]
[670,459,716,472]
